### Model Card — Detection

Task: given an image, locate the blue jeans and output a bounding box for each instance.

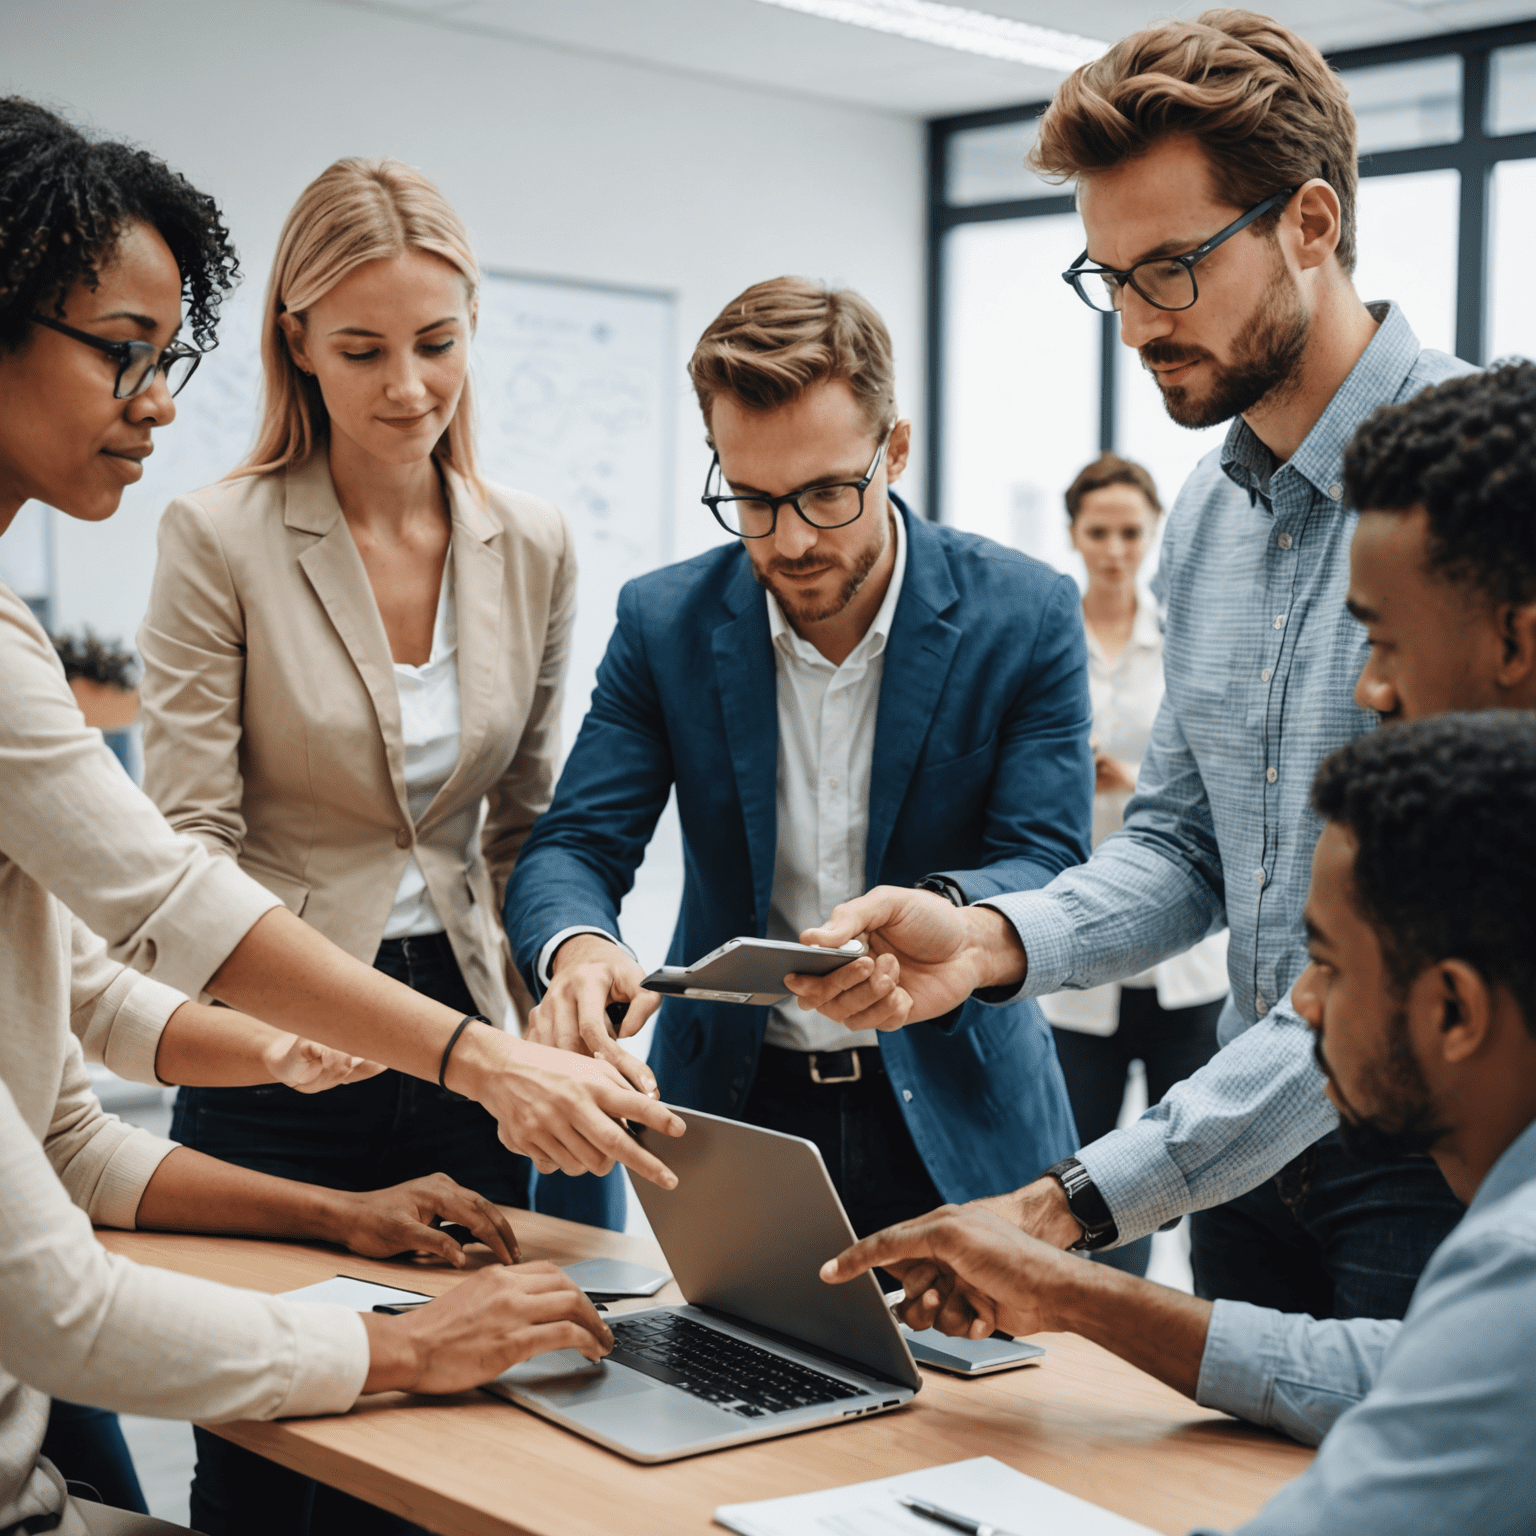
[1190,1129,1466,1319]
[173,932,530,1536]
[41,1400,148,1514]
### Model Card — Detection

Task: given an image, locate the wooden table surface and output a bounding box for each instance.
[99,1214,1311,1536]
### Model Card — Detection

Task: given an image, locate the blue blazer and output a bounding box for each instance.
[506,501,1092,1201]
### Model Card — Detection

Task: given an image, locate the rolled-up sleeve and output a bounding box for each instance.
[1196,1299,1398,1447]
[68,916,185,1086]
[0,1072,368,1422]
[0,589,279,998]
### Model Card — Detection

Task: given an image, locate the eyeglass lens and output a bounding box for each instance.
[713,482,864,537]
[1082,259,1196,314]
[117,347,199,400]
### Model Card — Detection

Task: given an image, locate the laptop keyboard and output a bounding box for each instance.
[607,1312,864,1418]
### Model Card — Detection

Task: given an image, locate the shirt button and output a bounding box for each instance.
[1277,532,1293,550]
[1256,867,1267,886]
[1261,668,1273,683]
[1328,483,1343,500]
[1273,614,1286,630]
[395,828,412,849]
[902,1089,913,1102]
[1256,994,1267,1015]
[1266,767,1277,783]
[828,778,839,790]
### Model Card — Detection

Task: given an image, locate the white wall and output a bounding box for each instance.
[1,0,925,645]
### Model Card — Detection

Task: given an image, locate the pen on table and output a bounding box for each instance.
[372,1299,609,1314]
[898,1493,1019,1536]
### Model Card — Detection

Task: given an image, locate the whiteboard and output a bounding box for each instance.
[473,271,675,757]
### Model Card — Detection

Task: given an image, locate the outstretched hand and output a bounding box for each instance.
[361,1263,613,1395]
[325,1173,522,1268]
[525,933,660,1096]
[820,1203,1082,1341]
[783,887,1027,1032]
[262,1031,386,1094]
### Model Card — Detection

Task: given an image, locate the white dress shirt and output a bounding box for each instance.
[1039,590,1228,1036]
[762,508,907,1052]
[384,550,477,939]
[537,511,909,1048]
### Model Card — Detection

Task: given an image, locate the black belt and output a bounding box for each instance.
[758,1042,884,1086]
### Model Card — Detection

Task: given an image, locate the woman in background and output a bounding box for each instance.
[1039,453,1228,1277]
[136,159,633,1535]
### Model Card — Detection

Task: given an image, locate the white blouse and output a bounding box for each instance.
[1040,591,1229,1036]
[383,551,477,939]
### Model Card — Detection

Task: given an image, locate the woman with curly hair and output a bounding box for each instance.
[0,95,677,1536]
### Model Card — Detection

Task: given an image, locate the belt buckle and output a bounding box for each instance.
[808,1051,862,1085]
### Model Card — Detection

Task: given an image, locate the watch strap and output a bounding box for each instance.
[915,874,966,907]
[1044,1156,1120,1251]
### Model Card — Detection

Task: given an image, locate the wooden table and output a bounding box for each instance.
[99,1215,1311,1536]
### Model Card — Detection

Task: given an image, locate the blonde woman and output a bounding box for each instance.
[138,161,636,1532]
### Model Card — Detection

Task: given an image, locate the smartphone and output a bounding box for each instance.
[641,937,866,1006]
[902,1326,1046,1376]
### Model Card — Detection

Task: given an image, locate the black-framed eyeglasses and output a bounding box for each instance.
[702,434,890,539]
[31,313,202,399]
[1061,189,1296,315]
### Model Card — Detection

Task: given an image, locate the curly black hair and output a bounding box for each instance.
[0,97,238,354]
[1342,360,1536,609]
[1311,711,1536,1038]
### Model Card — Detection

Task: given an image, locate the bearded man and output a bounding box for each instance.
[790,11,1475,1320]
[505,277,1091,1236]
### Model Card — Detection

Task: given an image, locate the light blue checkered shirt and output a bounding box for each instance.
[988,303,1473,1241]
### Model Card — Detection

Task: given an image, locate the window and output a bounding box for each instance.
[941,216,1099,572]
[1489,43,1536,136]
[929,19,1536,537]
[1352,169,1460,353]
[1490,158,1536,360]
[1338,56,1462,154]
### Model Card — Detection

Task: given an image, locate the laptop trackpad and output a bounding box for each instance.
[500,1351,651,1407]
[567,1383,738,1454]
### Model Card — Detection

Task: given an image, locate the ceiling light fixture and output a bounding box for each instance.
[751,0,1106,72]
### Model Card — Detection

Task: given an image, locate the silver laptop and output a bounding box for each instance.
[486,1107,921,1462]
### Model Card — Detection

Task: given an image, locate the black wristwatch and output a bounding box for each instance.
[1043,1156,1120,1251]
[915,874,966,907]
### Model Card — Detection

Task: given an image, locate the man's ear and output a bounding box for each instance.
[1290,178,1343,273]
[1495,601,1536,690]
[1424,960,1492,1066]
[277,311,313,375]
[885,418,913,489]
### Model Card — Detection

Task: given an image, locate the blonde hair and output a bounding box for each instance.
[689,276,896,441]
[233,157,483,491]
[1031,9,1358,275]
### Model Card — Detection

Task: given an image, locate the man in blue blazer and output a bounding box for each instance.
[506,278,1092,1235]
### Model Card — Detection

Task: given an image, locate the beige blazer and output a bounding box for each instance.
[138,453,576,1025]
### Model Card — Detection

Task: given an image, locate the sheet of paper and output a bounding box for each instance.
[279,1275,435,1310]
[715,1455,1157,1536]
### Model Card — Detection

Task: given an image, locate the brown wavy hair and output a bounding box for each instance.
[231,157,483,494]
[1030,9,1358,274]
[1065,452,1161,521]
[689,276,896,441]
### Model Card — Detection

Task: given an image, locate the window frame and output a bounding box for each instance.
[925,17,1536,522]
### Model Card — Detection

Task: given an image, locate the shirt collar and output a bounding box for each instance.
[1082,587,1162,666]
[1219,300,1422,512]
[1467,1114,1536,1220]
[767,498,908,669]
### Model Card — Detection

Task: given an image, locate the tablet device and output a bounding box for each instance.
[642,937,865,1006]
